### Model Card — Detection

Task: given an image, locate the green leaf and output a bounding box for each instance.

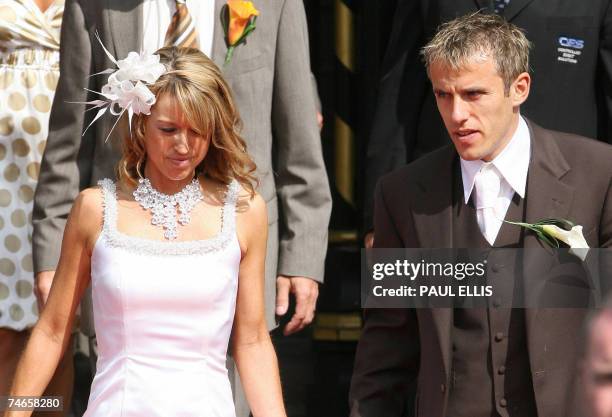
[504,220,532,228]
[224,46,235,65]
[535,230,560,248]
[504,219,561,248]
[220,5,230,46]
[234,16,258,46]
[531,218,575,230]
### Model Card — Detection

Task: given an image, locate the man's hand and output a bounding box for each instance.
[364,231,374,249]
[276,276,319,335]
[34,270,56,312]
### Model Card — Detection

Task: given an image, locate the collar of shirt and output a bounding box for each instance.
[460,116,531,204]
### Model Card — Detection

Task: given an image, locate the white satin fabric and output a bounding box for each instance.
[83,179,241,417]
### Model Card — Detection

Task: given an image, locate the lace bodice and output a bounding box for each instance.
[97,178,240,256]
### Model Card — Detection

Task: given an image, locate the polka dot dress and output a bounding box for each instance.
[0,0,63,330]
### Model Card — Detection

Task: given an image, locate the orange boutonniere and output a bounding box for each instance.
[220,1,260,64]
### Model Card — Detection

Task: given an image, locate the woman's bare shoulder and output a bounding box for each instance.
[235,183,266,222]
[234,182,267,253]
[73,186,104,215]
[68,186,105,244]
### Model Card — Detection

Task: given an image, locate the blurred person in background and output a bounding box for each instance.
[584,299,612,417]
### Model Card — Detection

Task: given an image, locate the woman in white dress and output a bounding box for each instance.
[5,46,286,417]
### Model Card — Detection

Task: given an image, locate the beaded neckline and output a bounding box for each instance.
[98,178,240,256]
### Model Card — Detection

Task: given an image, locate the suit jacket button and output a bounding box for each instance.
[499,398,508,407]
[495,332,504,342]
[440,383,446,393]
[498,365,506,375]
[491,264,500,273]
[493,297,502,307]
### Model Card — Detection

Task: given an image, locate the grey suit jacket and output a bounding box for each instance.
[349,120,612,417]
[32,0,332,330]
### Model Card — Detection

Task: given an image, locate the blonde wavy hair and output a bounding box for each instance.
[117,46,257,196]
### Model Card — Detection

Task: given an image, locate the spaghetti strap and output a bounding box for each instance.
[221,179,240,237]
[97,178,118,236]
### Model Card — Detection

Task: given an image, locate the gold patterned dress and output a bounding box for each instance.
[0,0,63,330]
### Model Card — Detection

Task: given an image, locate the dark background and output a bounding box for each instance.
[271,2,399,417]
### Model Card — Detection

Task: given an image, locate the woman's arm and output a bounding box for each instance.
[4,189,101,417]
[232,192,286,417]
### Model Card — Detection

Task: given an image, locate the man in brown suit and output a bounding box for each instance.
[350,13,612,417]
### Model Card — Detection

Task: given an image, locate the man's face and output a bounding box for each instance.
[585,313,612,417]
[429,54,530,161]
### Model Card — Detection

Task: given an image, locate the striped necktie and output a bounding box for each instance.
[164,0,199,49]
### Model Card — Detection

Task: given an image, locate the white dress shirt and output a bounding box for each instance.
[460,116,531,245]
[142,0,215,56]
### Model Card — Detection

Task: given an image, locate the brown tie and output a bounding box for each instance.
[164,0,199,49]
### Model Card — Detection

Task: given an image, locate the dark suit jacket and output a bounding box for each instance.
[350,120,612,417]
[363,0,612,230]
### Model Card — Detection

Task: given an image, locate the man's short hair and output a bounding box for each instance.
[421,13,532,92]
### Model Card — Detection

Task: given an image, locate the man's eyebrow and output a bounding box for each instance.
[593,371,612,385]
[462,87,488,93]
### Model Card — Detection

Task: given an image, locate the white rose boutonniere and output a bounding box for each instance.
[506,218,590,261]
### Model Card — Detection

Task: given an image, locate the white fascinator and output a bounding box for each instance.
[80,34,167,140]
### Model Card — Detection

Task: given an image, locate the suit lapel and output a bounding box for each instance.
[522,119,574,364]
[413,147,455,248]
[211,0,227,67]
[523,120,574,248]
[106,0,143,59]
[503,0,534,21]
[471,0,534,19]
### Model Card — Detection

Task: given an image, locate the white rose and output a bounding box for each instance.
[113,51,166,84]
[129,81,157,115]
[99,79,156,116]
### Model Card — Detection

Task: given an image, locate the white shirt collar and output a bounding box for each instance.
[460,116,531,204]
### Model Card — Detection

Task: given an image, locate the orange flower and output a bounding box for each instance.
[227,1,259,45]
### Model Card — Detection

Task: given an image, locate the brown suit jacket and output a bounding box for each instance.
[350,120,612,417]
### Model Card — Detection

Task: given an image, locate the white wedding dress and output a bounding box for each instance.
[83,179,241,417]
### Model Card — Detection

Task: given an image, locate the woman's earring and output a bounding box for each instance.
[136,158,144,179]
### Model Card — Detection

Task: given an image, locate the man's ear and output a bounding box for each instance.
[510,72,531,106]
